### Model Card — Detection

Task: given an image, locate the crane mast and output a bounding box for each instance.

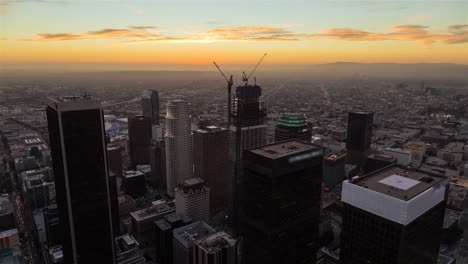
[213,62,233,128]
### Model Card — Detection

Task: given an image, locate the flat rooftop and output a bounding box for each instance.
[249,140,321,160]
[173,221,216,248]
[351,166,445,201]
[47,95,101,111]
[124,170,144,178]
[130,204,175,222]
[194,232,236,253]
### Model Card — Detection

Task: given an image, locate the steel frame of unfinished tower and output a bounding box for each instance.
[228,84,267,236]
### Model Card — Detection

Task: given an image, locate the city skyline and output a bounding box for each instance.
[1,0,467,70]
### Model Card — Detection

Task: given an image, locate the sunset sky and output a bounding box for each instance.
[1,0,467,70]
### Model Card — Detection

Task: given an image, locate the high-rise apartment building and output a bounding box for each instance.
[346,111,373,166]
[193,126,229,209]
[274,115,311,142]
[340,165,448,263]
[128,115,152,168]
[46,96,115,263]
[193,231,238,264]
[141,89,160,126]
[229,84,267,231]
[241,140,323,264]
[175,178,210,223]
[165,99,193,197]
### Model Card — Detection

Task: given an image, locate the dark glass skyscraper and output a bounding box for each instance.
[46,96,115,263]
[193,126,229,210]
[241,140,323,264]
[346,111,374,166]
[142,89,160,125]
[128,115,152,168]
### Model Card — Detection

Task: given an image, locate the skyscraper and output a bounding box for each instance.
[165,99,193,197]
[175,178,210,223]
[150,140,166,193]
[128,115,152,168]
[274,115,311,142]
[173,221,216,264]
[240,140,323,264]
[141,89,160,125]
[323,153,346,189]
[346,111,374,166]
[193,126,229,210]
[46,96,115,263]
[193,231,238,264]
[340,165,448,263]
[229,84,267,231]
[107,146,122,176]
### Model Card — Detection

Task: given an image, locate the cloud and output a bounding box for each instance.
[24,24,468,46]
[29,26,161,41]
[315,24,468,46]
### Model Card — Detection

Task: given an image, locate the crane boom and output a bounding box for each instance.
[247,53,267,80]
[213,62,229,82]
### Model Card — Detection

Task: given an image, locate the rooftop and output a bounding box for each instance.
[194,232,237,253]
[350,166,445,201]
[47,95,101,111]
[173,221,216,248]
[130,203,175,222]
[277,115,308,128]
[342,166,448,225]
[249,139,321,160]
[194,126,227,134]
[124,170,145,178]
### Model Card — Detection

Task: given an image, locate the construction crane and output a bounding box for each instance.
[213,61,234,127]
[242,53,267,85]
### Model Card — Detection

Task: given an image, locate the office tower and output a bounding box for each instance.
[155,213,192,264]
[346,111,373,166]
[24,174,53,210]
[229,83,267,231]
[274,115,311,142]
[142,89,160,126]
[362,153,397,174]
[175,178,210,223]
[46,96,115,263]
[44,204,61,247]
[165,99,193,197]
[193,231,238,264]
[323,154,346,189]
[241,140,323,264]
[0,195,15,231]
[340,166,448,263]
[128,115,152,168]
[114,234,146,264]
[150,140,166,192]
[173,221,216,264]
[130,200,175,248]
[122,170,146,198]
[193,126,229,209]
[109,171,120,236]
[107,146,122,176]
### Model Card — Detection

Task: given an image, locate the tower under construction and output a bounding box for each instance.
[228,83,267,234]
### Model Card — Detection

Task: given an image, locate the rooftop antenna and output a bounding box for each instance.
[213,62,234,128]
[242,53,267,86]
